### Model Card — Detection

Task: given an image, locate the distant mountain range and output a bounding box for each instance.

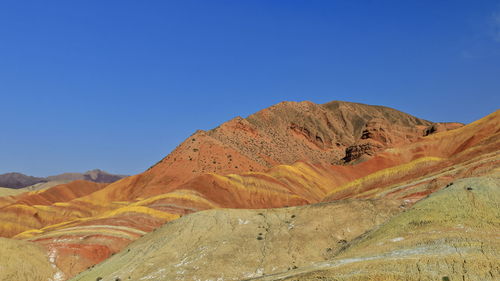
[0,169,127,189]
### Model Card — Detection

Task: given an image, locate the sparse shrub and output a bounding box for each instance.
[257,236,263,240]
[409,220,431,227]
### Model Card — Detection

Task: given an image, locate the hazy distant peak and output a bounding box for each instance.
[0,170,127,189]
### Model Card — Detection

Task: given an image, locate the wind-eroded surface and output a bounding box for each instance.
[258,175,500,281]
[0,101,497,280]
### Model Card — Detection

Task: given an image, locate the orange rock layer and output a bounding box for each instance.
[1,102,497,280]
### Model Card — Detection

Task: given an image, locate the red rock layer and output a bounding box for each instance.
[3,101,490,280]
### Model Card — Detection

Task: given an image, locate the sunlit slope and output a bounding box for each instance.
[70,174,500,281]
[261,175,500,281]
[0,180,108,237]
[0,186,26,196]
[69,199,403,281]
[8,162,337,278]
[323,109,500,201]
[0,108,495,280]
[3,110,497,280]
[70,101,450,205]
[0,237,57,281]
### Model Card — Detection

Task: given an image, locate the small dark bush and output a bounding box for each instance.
[257,236,263,240]
[409,220,431,227]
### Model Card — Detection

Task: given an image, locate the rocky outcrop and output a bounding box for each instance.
[342,118,464,163]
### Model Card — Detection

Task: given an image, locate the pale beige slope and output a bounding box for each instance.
[0,187,26,197]
[0,181,71,197]
[258,175,500,281]
[0,237,57,281]
[70,198,403,281]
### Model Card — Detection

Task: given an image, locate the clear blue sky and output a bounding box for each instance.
[1,1,499,176]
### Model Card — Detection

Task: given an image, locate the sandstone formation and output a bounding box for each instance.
[259,176,500,281]
[0,101,496,281]
[71,175,500,281]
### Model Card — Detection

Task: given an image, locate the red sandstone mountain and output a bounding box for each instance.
[2,101,498,281]
[85,101,461,202]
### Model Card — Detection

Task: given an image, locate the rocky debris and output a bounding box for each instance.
[424,122,464,136]
[342,140,384,163]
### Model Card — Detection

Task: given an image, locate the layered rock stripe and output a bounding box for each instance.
[0,101,497,280]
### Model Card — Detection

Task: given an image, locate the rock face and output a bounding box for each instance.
[0,101,497,281]
[85,101,460,203]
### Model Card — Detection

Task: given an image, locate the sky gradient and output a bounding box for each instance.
[1,0,499,176]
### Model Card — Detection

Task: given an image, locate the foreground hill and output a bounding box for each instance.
[0,101,496,281]
[262,175,500,281]
[70,174,499,281]
[0,169,127,189]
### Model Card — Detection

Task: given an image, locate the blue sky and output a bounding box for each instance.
[0,1,499,176]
